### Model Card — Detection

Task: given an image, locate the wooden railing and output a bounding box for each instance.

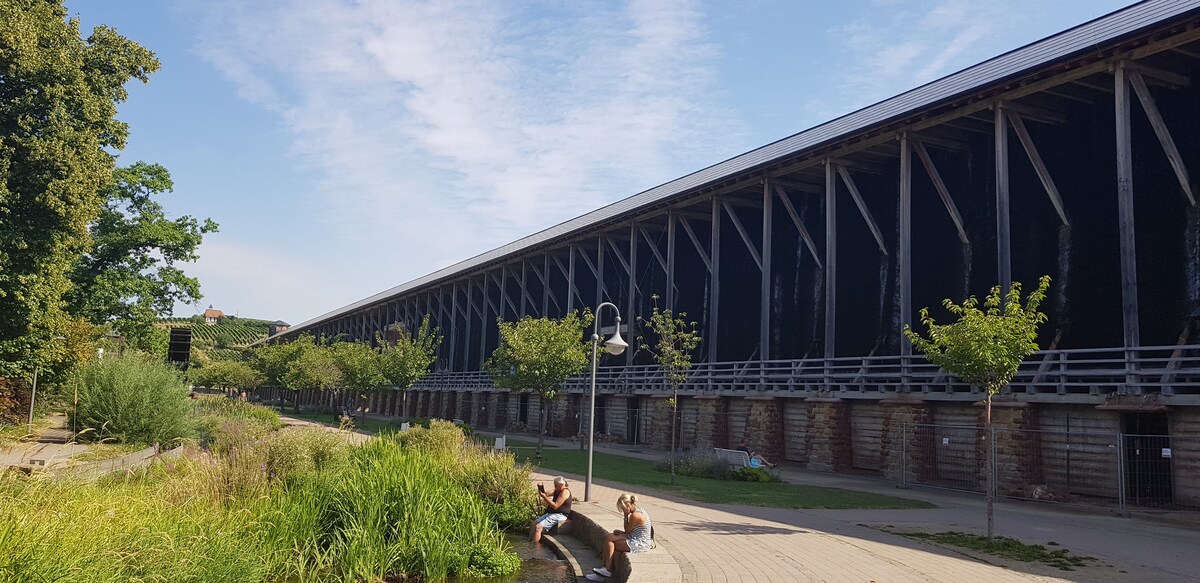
[410,344,1200,398]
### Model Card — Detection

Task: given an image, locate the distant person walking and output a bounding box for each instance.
[530,476,572,543]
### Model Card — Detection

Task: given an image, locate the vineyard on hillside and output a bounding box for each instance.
[158,317,274,361]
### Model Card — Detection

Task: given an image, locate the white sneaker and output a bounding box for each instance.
[593,566,613,577]
[585,574,605,582]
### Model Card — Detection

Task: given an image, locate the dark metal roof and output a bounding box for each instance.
[281,0,1200,336]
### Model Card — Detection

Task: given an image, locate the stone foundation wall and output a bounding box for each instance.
[804,400,851,472]
[642,396,676,450]
[879,401,931,483]
[743,398,784,464]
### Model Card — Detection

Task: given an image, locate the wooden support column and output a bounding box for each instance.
[568,244,577,312]
[596,235,606,306]
[1115,65,1141,388]
[666,212,677,312]
[463,282,473,370]
[899,135,914,390]
[709,196,722,364]
[542,254,551,316]
[995,105,1012,294]
[519,262,528,317]
[627,222,638,365]
[824,159,837,372]
[449,284,459,371]
[761,180,773,362]
[478,279,489,368]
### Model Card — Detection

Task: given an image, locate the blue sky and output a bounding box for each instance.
[65,0,1131,325]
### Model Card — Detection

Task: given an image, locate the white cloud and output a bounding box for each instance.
[190,0,735,319]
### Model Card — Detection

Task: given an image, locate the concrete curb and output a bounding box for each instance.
[567,504,682,583]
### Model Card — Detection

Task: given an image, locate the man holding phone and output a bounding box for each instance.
[530,476,572,542]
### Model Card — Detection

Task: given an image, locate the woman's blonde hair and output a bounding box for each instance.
[616,493,639,513]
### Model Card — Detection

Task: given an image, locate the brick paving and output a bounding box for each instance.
[524,437,1200,583]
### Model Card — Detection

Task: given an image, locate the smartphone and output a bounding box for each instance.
[538,483,545,493]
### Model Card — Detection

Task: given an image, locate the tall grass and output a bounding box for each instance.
[192,395,282,429]
[71,355,193,445]
[0,421,532,582]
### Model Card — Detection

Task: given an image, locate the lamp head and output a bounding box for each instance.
[604,323,628,356]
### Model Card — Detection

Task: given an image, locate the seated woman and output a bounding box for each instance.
[530,476,572,543]
[586,493,652,581]
[737,443,776,469]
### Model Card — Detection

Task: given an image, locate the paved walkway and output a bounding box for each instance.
[515,434,1200,583]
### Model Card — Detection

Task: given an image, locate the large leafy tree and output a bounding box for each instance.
[66,162,218,355]
[904,275,1050,543]
[377,315,441,413]
[486,311,592,456]
[637,295,701,484]
[0,0,158,380]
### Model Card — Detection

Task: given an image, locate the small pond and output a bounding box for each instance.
[448,533,575,583]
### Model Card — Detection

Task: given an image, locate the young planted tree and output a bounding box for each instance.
[330,340,387,412]
[188,360,263,395]
[903,275,1050,543]
[377,315,441,417]
[486,311,593,457]
[282,341,343,400]
[637,295,701,484]
[251,334,338,411]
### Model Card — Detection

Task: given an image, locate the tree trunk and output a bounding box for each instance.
[293,388,300,413]
[985,391,994,544]
[536,394,547,459]
[670,387,679,484]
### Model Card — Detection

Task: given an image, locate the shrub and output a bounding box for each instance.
[263,426,351,485]
[192,395,282,429]
[728,466,781,483]
[72,355,193,444]
[657,449,722,478]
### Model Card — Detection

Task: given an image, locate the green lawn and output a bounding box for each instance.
[514,447,935,510]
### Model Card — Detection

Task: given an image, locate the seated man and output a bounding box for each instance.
[737,444,776,469]
[530,476,572,543]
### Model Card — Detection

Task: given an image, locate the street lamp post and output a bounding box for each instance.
[586,301,628,502]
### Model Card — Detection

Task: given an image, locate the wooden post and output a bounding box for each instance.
[710,196,722,364]
[900,135,913,377]
[666,212,677,312]
[824,159,837,385]
[995,105,1012,295]
[761,180,773,362]
[1115,65,1141,390]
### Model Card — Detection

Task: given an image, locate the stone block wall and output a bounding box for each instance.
[879,401,931,483]
[743,398,785,464]
[990,404,1041,496]
[804,400,852,472]
[782,398,808,464]
[684,397,721,450]
[1172,408,1200,507]
[642,396,676,450]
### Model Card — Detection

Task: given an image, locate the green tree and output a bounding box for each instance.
[637,295,701,484]
[66,162,217,356]
[903,275,1050,543]
[486,311,593,456]
[188,360,263,393]
[330,339,386,412]
[282,341,342,396]
[0,1,158,381]
[250,335,309,411]
[377,315,441,415]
